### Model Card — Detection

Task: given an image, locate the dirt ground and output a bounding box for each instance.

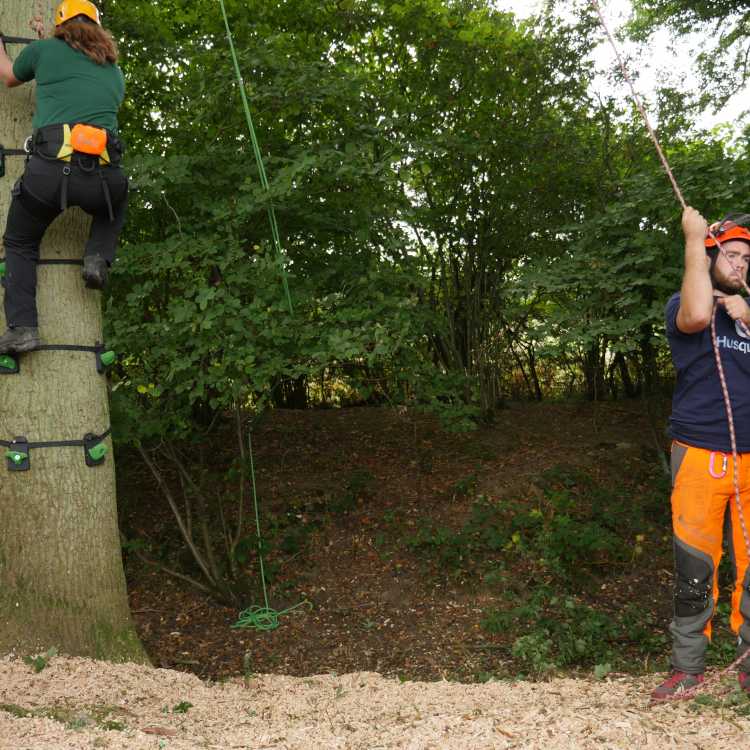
[1,655,749,749]
[121,401,678,682]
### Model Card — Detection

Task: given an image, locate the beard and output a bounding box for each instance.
[711,266,745,295]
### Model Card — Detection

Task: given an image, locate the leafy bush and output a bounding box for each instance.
[406,467,638,582]
[481,589,620,674]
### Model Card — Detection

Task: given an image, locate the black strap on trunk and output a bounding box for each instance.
[0,258,84,266]
[0,144,28,178]
[1,35,37,45]
[0,343,115,375]
[1,428,112,471]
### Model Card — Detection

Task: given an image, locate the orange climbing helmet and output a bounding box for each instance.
[54,0,101,26]
[706,215,750,248]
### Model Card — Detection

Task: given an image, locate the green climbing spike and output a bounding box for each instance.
[0,261,5,278]
[5,450,27,465]
[87,442,108,462]
[100,350,116,367]
[0,354,15,371]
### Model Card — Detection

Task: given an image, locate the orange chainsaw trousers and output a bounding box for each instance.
[670,441,750,673]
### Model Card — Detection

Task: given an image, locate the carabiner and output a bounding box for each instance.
[709,451,728,479]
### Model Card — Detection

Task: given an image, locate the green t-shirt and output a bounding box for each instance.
[12,38,125,133]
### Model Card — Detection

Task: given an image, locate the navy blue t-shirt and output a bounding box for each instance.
[666,292,750,451]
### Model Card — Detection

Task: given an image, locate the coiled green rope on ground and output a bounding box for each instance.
[231,430,309,631]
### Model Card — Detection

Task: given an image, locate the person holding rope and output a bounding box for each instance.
[653,207,750,701]
[0,0,126,353]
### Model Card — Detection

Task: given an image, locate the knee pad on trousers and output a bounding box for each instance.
[674,543,712,617]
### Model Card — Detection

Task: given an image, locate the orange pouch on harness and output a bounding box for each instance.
[70,124,107,156]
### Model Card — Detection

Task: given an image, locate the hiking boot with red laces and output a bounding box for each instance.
[651,671,704,702]
[739,672,750,696]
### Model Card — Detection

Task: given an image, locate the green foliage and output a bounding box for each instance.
[482,592,667,675]
[481,589,620,674]
[692,685,750,715]
[100,0,614,441]
[401,463,671,674]
[508,112,748,399]
[406,466,647,582]
[451,473,478,498]
[329,469,376,515]
[23,647,58,674]
[629,0,750,103]
[98,0,750,418]
[171,701,193,714]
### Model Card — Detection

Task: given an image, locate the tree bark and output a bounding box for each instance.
[0,3,145,662]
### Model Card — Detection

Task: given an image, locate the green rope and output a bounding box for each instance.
[231,429,309,631]
[218,0,294,314]
[219,1,304,631]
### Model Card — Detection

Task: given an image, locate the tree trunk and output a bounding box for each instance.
[0,3,145,662]
[639,323,658,396]
[614,351,638,398]
[526,345,543,402]
[583,341,605,401]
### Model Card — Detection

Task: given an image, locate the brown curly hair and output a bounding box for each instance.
[53,17,118,65]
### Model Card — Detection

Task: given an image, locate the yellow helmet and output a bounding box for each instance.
[54,0,101,26]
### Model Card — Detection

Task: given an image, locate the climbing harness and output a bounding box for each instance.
[1,427,111,471]
[28,123,122,220]
[591,0,750,701]
[32,123,117,166]
[2,124,122,220]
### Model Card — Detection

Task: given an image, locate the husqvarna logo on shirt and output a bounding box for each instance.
[717,334,750,353]
[737,320,750,340]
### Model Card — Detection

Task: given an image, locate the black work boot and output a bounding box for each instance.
[82,255,109,290]
[0,326,41,353]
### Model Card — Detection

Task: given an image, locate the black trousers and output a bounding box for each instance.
[2,154,128,327]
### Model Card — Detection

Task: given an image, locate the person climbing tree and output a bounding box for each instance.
[653,206,750,701]
[0,0,126,354]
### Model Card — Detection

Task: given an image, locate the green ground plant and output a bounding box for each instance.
[23,647,57,674]
[481,588,621,674]
[405,464,671,673]
[407,465,660,583]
